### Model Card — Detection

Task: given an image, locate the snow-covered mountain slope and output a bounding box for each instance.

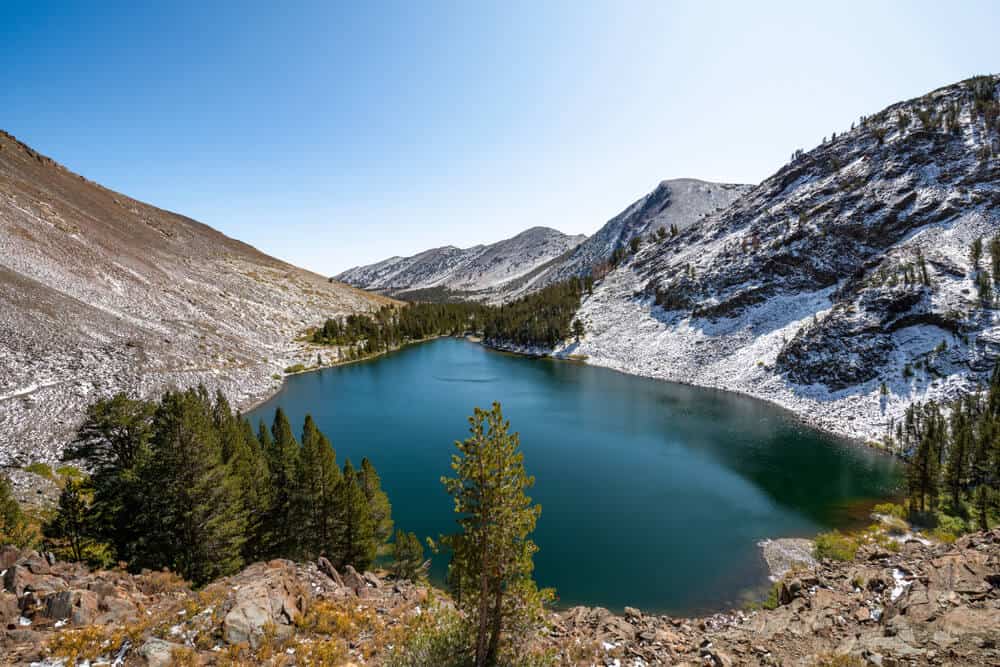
[0,131,395,464]
[340,179,747,303]
[336,226,585,299]
[519,179,750,293]
[564,75,1000,442]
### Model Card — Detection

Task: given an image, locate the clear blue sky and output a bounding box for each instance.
[3,1,997,274]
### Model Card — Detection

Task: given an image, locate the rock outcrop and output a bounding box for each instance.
[543,530,1000,665]
[2,530,998,665]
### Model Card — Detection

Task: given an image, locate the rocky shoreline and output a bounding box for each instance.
[2,530,997,665]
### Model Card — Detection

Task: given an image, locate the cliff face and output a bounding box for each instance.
[0,131,394,464]
[3,530,999,665]
[568,75,1000,441]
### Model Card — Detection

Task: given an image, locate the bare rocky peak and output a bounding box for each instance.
[339,179,748,304]
[336,225,586,296]
[524,178,752,292]
[0,131,394,463]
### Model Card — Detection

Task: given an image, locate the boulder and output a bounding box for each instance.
[0,545,23,570]
[43,590,99,625]
[363,570,382,589]
[3,565,67,596]
[317,556,343,587]
[0,591,19,625]
[96,592,139,625]
[139,637,186,667]
[342,565,367,595]
[222,563,310,648]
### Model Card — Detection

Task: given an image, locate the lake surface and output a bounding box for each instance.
[249,337,901,614]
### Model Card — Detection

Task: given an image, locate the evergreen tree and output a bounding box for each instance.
[63,393,153,563]
[990,235,1000,282]
[440,402,549,667]
[336,459,377,571]
[390,529,424,580]
[137,388,246,585]
[971,236,984,268]
[232,417,272,562]
[0,474,34,547]
[47,478,90,562]
[945,407,970,510]
[265,407,301,558]
[295,415,343,559]
[974,485,993,531]
[359,457,393,552]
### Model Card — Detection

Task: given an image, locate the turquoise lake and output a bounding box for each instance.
[248,337,902,614]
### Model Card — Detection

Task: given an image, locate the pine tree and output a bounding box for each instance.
[63,393,154,563]
[945,407,970,510]
[295,415,343,559]
[0,474,34,548]
[265,407,301,558]
[336,459,376,571]
[440,402,549,667]
[971,237,984,268]
[137,388,246,585]
[974,485,992,531]
[390,529,424,580]
[48,478,90,562]
[232,417,272,561]
[359,457,393,552]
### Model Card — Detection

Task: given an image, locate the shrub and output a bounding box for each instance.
[762,582,782,610]
[932,513,967,543]
[813,530,859,561]
[135,568,190,595]
[881,516,909,536]
[55,465,84,481]
[384,606,471,667]
[872,502,906,519]
[284,363,306,374]
[25,462,54,479]
[47,625,117,664]
[1,475,39,548]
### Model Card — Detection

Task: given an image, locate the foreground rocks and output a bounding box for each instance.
[544,530,1000,666]
[2,530,998,665]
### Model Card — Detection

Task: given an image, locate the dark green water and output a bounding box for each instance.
[248,337,901,614]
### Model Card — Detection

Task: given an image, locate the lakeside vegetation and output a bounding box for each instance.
[31,388,401,584]
[2,392,552,666]
[311,277,593,360]
[887,363,1000,538]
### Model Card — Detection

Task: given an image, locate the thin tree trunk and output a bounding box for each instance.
[485,581,504,666]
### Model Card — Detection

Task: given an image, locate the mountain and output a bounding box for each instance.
[566,75,1000,441]
[338,178,748,303]
[336,226,586,300]
[0,131,394,464]
[522,178,751,292]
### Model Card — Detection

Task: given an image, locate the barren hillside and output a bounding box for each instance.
[0,131,394,464]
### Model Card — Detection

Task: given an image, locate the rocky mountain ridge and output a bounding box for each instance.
[0,130,394,464]
[3,530,998,665]
[338,179,748,303]
[336,226,585,301]
[564,75,1000,442]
